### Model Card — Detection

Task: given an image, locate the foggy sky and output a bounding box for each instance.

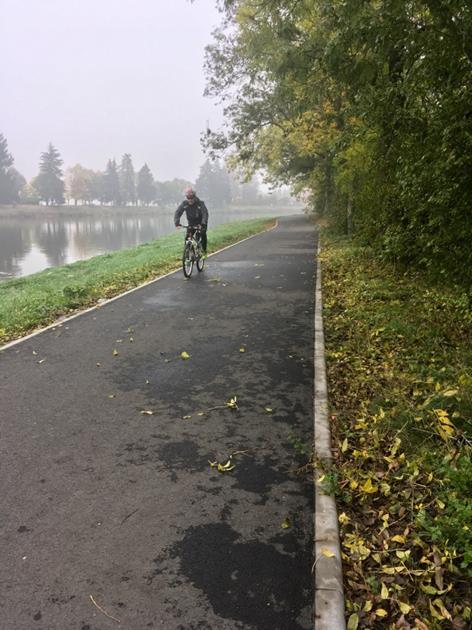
[0,0,223,182]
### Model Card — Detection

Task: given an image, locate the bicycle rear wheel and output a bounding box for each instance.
[182,242,194,278]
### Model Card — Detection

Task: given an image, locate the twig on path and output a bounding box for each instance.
[120,508,139,526]
[89,595,121,623]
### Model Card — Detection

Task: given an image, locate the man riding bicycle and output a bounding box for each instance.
[174,187,209,255]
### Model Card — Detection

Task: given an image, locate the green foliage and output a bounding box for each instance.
[0,133,24,204]
[322,233,472,623]
[119,153,136,205]
[206,0,472,286]
[137,163,155,206]
[33,143,65,205]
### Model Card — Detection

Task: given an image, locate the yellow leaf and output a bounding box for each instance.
[380,583,389,599]
[239,347,246,353]
[197,412,205,416]
[338,512,350,525]
[361,478,378,494]
[182,415,192,420]
[347,613,359,630]
[208,460,217,468]
[140,410,153,415]
[398,602,411,614]
[442,389,458,397]
[341,438,348,452]
[391,535,405,544]
[217,462,235,473]
[181,351,190,360]
[375,608,388,618]
[321,548,335,558]
[113,349,119,356]
[264,407,273,413]
[363,601,373,612]
[281,519,291,529]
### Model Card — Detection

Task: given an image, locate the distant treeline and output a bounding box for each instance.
[0,134,294,209]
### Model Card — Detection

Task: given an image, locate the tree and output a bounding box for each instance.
[102,159,121,205]
[195,159,232,208]
[0,133,22,204]
[33,143,65,205]
[66,164,97,205]
[204,0,472,285]
[155,179,193,207]
[119,153,136,205]
[137,164,155,206]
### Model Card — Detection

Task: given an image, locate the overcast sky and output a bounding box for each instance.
[0,0,224,182]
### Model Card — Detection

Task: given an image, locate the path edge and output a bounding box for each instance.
[0,219,278,352]
[313,238,346,629]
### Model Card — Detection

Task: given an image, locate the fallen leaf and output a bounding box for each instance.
[399,602,412,614]
[264,407,273,413]
[182,415,192,420]
[281,519,291,529]
[181,351,191,360]
[140,410,153,415]
[113,349,119,356]
[347,613,359,630]
[321,548,335,558]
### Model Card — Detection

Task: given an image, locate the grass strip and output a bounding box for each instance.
[320,234,471,628]
[0,218,274,345]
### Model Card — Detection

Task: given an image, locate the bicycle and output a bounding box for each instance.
[179,224,205,278]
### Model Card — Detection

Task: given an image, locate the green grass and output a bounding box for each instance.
[0,218,274,345]
[321,233,471,627]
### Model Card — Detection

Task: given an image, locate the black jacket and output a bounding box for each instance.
[174,197,209,227]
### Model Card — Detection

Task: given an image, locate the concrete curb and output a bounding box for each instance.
[0,219,278,353]
[313,239,346,629]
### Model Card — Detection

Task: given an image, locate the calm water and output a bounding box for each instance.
[0,207,302,281]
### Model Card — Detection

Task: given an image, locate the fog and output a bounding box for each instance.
[0,0,223,182]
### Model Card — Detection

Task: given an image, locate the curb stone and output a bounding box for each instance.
[314,239,346,629]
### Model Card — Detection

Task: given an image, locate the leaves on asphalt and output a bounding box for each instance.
[180,351,190,360]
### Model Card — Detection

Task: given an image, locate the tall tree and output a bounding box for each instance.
[137,164,155,206]
[0,133,20,204]
[102,159,121,205]
[33,143,65,205]
[204,0,472,285]
[195,159,231,207]
[66,164,97,205]
[119,153,136,205]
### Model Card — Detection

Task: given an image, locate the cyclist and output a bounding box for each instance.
[174,187,209,255]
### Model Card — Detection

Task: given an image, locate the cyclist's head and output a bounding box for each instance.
[185,187,196,203]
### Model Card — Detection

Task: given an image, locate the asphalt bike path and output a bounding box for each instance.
[0,215,317,629]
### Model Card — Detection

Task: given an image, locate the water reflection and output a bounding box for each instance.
[0,207,301,280]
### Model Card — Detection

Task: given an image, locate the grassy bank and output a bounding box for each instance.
[320,235,471,628]
[0,218,273,345]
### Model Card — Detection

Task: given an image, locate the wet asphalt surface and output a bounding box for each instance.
[0,216,317,630]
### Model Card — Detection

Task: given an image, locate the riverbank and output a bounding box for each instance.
[0,203,301,219]
[0,218,274,345]
[321,234,471,627]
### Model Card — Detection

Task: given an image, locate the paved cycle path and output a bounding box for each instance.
[0,215,317,629]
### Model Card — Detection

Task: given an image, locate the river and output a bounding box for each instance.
[0,205,303,281]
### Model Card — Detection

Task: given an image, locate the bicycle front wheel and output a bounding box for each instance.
[182,242,194,278]
[196,248,205,272]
